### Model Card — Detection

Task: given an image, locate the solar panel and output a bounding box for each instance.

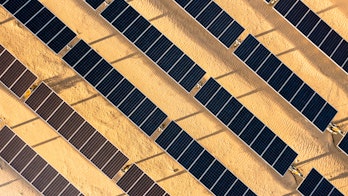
[172,0,245,48]
[0,126,83,196]
[1,0,76,54]
[195,77,298,176]
[84,0,206,92]
[233,34,337,132]
[155,121,256,195]
[273,0,348,74]
[338,134,348,156]
[0,45,37,98]
[297,168,343,196]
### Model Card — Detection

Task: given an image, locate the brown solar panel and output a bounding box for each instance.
[47,102,74,129]
[102,151,129,179]
[10,145,36,173]
[91,141,118,169]
[21,156,47,182]
[0,45,4,53]
[0,136,25,163]
[80,131,106,159]
[69,122,95,150]
[0,60,26,88]
[60,184,81,196]
[0,126,15,151]
[32,165,58,191]
[145,184,166,196]
[0,50,15,76]
[36,92,63,120]
[128,174,154,196]
[11,69,37,97]
[58,112,84,140]
[26,83,52,111]
[43,174,69,195]
[117,165,143,192]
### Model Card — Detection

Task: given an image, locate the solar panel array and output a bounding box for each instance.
[274,0,348,74]
[234,34,337,132]
[172,0,245,48]
[0,126,83,196]
[88,0,206,92]
[297,168,343,196]
[0,45,37,98]
[156,121,256,196]
[0,0,76,54]
[195,77,297,176]
[338,134,348,157]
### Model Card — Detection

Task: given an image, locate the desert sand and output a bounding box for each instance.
[0,0,347,195]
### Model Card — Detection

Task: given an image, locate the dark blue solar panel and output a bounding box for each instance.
[180,65,205,92]
[234,35,259,61]
[200,161,225,189]
[124,16,150,42]
[311,178,333,196]
[338,133,348,155]
[268,64,292,91]
[206,87,231,115]
[185,0,210,18]
[96,69,123,96]
[239,118,264,145]
[63,40,91,66]
[74,50,102,76]
[343,63,348,72]
[155,122,182,149]
[167,131,193,159]
[48,27,76,53]
[196,2,222,28]
[219,22,244,48]
[302,94,326,121]
[135,26,161,51]
[217,98,243,125]
[273,146,297,175]
[274,0,297,16]
[226,180,248,196]
[101,0,128,22]
[112,6,139,33]
[175,0,191,7]
[245,190,257,196]
[25,8,54,34]
[14,0,42,24]
[262,137,286,165]
[228,108,253,135]
[189,151,214,179]
[85,60,112,86]
[107,79,134,107]
[320,31,342,56]
[211,170,237,196]
[251,127,275,155]
[141,108,167,136]
[208,12,233,38]
[330,189,344,196]
[245,44,270,71]
[157,45,183,72]
[168,55,195,82]
[308,20,331,46]
[37,18,65,43]
[178,141,204,169]
[194,78,220,105]
[291,84,315,111]
[285,1,309,26]
[86,0,104,9]
[256,54,282,81]
[279,74,303,101]
[313,104,337,131]
[332,41,348,67]
[3,0,27,14]
[297,11,320,36]
[129,98,156,126]
[146,36,172,62]
[119,89,145,116]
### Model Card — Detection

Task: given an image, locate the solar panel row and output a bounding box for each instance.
[297,168,343,196]
[62,40,168,137]
[156,121,256,196]
[117,165,168,196]
[195,77,298,176]
[234,34,337,132]
[173,0,245,48]
[0,126,83,196]
[0,45,37,98]
[338,134,348,157]
[92,0,206,92]
[0,0,76,54]
[274,0,348,74]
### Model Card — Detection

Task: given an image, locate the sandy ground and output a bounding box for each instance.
[0,0,347,195]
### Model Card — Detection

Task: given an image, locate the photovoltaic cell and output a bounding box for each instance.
[338,134,348,156]
[0,60,26,88]
[86,0,104,9]
[10,70,37,98]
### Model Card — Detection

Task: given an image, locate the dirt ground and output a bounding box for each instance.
[0,0,347,195]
